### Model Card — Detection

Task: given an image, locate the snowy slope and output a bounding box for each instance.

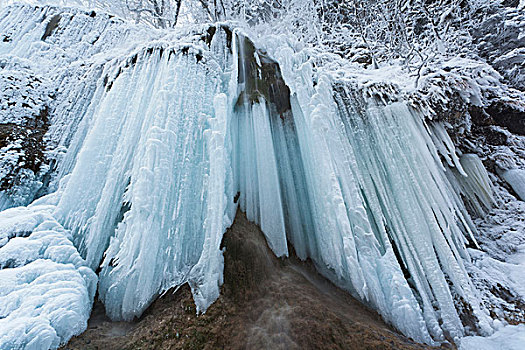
[0,187,97,349]
[1,3,525,349]
[460,324,525,350]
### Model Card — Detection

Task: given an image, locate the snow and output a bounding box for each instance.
[507,245,525,298]
[460,324,525,350]
[0,192,97,349]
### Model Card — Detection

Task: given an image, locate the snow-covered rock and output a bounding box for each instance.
[460,324,525,350]
[0,197,97,349]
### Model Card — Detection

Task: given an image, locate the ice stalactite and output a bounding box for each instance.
[225,33,493,343]
[231,34,313,259]
[445,154,496,217]
[233,99,289,257]
[330,87,490,341]
[55,40,236,319]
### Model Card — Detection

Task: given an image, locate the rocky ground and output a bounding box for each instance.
[64,211,442,350]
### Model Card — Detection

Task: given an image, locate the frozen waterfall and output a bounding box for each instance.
[0,4,500,348]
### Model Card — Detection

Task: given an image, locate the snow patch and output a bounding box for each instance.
[0,197,96,349]
[460,324,525,350]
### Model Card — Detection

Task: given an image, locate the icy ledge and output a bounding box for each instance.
[0,186,97,349]
[460,324,525,350]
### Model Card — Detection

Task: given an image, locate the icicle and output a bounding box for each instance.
[445,154,495,217]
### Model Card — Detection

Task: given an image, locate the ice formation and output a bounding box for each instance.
[446,154,496,217]
[0,188,97,349]
[0,3,519,348]
[501,169,525,201]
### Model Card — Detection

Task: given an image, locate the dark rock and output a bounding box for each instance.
[41,15,61,41]
[485,102,525,135]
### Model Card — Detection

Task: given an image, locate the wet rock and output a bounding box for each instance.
[65,211,436,350]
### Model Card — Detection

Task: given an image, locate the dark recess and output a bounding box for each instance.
[41,15,61,41]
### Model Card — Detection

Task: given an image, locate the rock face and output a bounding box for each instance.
[65,211,434,350]
[0,70,52,209]
[471,1,525,91]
